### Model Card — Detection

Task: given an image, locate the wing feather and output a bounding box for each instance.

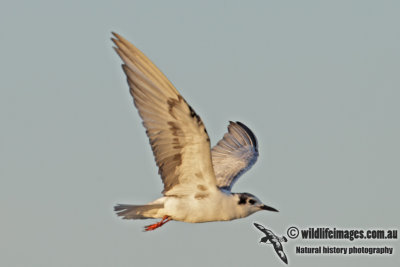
[211,121,258,191]
[112,32,216,195]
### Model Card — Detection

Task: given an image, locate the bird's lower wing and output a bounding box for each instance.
[112,33,217,195]
[274,248,288,264]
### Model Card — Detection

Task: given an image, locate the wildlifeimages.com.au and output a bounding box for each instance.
[299,227,397,241]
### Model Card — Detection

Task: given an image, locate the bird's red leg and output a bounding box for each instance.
[144,216,171,231]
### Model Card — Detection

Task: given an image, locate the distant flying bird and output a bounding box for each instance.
[254,223,288,264]
[111,32,278,231]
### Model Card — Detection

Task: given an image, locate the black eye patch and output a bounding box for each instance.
[238,195,247,205]
[249,199,256,205]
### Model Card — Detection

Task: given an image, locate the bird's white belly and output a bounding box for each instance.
[160,192,244,223]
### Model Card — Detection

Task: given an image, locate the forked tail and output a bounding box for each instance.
[114,204,163,219]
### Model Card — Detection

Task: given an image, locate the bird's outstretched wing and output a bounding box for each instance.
[274,247,288,264]
[254,222,269,235]
[112,33,217,196]
[211,121,258,191]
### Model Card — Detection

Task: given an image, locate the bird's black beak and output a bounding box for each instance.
[260,204,279,212]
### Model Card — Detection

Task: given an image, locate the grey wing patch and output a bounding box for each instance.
[211,121,259,191]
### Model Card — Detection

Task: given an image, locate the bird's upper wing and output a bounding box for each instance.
[253,223,269,235]
[212,121,258,191]
[112,33,217,196]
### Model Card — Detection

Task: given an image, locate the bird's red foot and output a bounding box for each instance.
[144,216,171,231]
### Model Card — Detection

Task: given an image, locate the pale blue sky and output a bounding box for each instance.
[1,1,399,266]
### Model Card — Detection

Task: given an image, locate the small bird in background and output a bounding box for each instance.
[112,32,278,231]
[254,223,288,264]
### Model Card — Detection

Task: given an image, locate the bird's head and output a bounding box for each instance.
[234,193,278,216]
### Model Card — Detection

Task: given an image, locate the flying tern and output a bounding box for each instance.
[112,32,278,231]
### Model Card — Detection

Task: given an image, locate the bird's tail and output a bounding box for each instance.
[114,204,163,219]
